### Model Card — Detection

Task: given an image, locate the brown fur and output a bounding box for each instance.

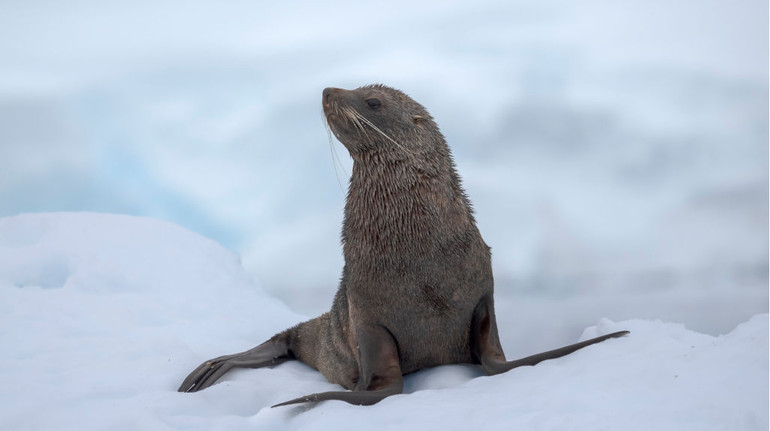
[178,84,628,405]
[287,84,493,388]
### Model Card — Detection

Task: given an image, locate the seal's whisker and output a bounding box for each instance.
[347,108,368,136]
[349,108,373,142]
[350,110,412,155]
[347,108,375,147]
[351,110,394,144]
[344,107,366,136]
[323,113,347,191]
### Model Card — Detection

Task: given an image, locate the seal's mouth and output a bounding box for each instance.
[321,87,351,138]
[322,87,344,114]
[321,87,351,149]
[322,87,338,107]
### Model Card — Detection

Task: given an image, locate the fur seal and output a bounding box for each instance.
[178,84,628,407]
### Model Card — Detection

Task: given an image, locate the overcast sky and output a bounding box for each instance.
[1,0,767,316]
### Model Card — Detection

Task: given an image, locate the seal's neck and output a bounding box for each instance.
[342,150,473,260]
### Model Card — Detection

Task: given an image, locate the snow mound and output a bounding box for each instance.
[0,213,766,431]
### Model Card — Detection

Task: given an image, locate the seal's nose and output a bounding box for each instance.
[323,87,340,106]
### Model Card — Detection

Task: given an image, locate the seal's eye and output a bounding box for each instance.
[366,98,382,110]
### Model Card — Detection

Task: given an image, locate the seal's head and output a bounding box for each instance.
[322,84,441,158]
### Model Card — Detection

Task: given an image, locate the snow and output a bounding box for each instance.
[1,212,766,430]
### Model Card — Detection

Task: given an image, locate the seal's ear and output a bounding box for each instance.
[412,115,426,124]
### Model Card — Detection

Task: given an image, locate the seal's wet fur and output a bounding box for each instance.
[179,84,628,406]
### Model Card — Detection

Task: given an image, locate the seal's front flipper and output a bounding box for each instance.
[470,295,629,376]
[272,325,403,407]
[178,332,293,393]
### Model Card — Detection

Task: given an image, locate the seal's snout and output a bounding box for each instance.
[323,87,341,107]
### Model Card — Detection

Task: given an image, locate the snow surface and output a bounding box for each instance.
[1,212,766,430]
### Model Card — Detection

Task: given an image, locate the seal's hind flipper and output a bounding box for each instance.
[272,385,402,407]
[471,295,628,375]
[273,324,403,407]
[178,332,293,393]
[481,330,629,375]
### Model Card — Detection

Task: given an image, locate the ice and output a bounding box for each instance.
[0,213,766,430]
